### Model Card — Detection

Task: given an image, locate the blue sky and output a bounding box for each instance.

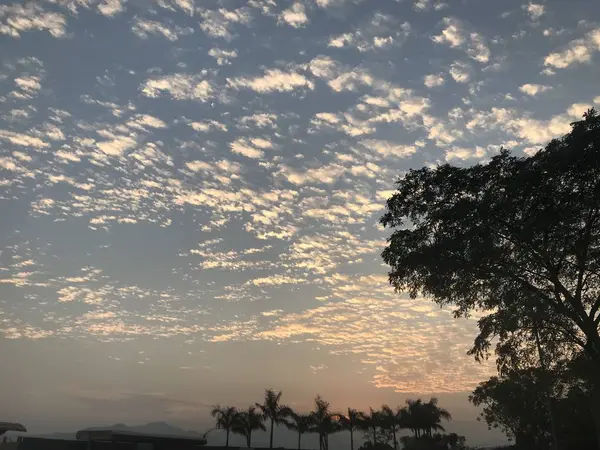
[1,0,599,443]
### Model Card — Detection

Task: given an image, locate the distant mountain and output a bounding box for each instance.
[39,422,202,440]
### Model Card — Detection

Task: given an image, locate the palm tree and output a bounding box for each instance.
[285,412,314,449]
[335,408,360,450]
[211,405,238,447]
[401,398,451,439]
[357,408,383,445]
[380,405,403,450]
[256,389,291,448]
[422,398,451,437]
[232,406,266,447]
[310,395,340,450]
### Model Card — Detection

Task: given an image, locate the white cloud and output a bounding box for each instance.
[237,113,278,129]
[199,8,251,41]
[208,48,238,65]
[359,140,417,158]
[230,138,264,159]
[519,83,552,96]
[432,18,490,63]
[424,74,445,88]
[0,130,49,148]
[544,28,600,69]
[279,3,308,28]
[97,0,125,17]
[327,14,408,52]
[189,120,227,132]
[445,146,486,161]
[524,2,545,21]
[132,18,193,41]
[0,4,67,38]
[449,61,471,83]
[228,69,314,93]
[432,17,465,47]
[14,76,42,96]
[141,74,214,101]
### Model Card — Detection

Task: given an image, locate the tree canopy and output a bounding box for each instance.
[381,109,600,446]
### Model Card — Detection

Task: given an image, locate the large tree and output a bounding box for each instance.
[211,405,238,447]
[256,389,291,449]
[381,109,600,445]
[358,408,384,446]
[470,367,597,450]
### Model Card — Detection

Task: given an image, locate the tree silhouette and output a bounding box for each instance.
[358,408,383,445]
[256,389,291,449]
[380,405,403,450]
[232,406,266,448]
[285,412,314,450]
[310,395,340,450]
[211,405,238,447]
[381,109,600,447]
[335,408,360,450]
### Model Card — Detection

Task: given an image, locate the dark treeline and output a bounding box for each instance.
[211,389,466,450]
[381,108,600,450]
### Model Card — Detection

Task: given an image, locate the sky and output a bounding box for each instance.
[1,0,599,446]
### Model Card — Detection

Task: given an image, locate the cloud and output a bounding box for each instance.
[97,0,125,17]
[445,146,486,161]
[0,130,49,148]
[132,18,193,41]
[189,120,227,132]
[523,2,545,21]
[432,18,490,63]
[449,61,472,83]
[140,73,215,101]
[0,3,67,38]
[424,74,445,88]
[279,3,308,28]
[328,13,409,52]
[544,28,600,69]
[228,68,314,93]
[208,48,238,65]
[199,7,251,41]
[230,138,264,159]
[519,83,552,96]
[359,140,417,158]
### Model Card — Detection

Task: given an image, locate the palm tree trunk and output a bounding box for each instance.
[226,429,230,447]
[297,432,301,450]
[247,430,252,448]
[350,429,354,450]
[270,418,274,449]
[372,426,377,445]
[392,429,397,450]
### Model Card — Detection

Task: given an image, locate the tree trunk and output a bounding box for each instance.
[247,430,252,448]
[392,429,397,450]
[372,427,377,445]
[226,430,230,448]
[297,432,301,450]
[591,386,600,450]
[350,429,354,450]
[270,419,274,449]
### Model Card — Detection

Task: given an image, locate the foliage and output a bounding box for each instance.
[470,367,597,450]
[256,389,292,449]
[336,408,361,450]
[381,109,600,445]
[285,412,314,450]
[211,405,238,447]
[232,406,266,447]
[400,433,470,450]
[310,395,341,450]
[357,441,394,450]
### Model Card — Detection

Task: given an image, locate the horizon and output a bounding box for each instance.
[1,0,598,448]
